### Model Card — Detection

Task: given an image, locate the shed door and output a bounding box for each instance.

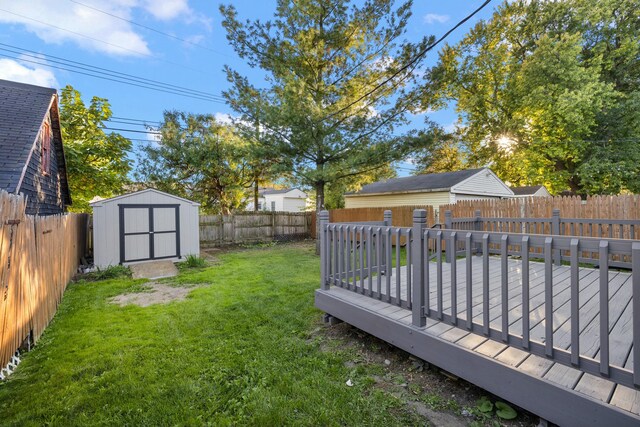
[119,204,181,263]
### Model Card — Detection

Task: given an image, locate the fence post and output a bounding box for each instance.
[552,209,561,265]
[412,209,427,327]
[320,210,330,290]
[445,210,452,263]
[475,209,482,255]
[382,210,392,273]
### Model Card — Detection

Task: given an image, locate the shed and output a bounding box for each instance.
[91,189,200,268]
[344,168,514,210]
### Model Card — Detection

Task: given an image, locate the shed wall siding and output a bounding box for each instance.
[92,190,199,268]
[344,191,451,209]
[283,197,306,212]
[452,170,512,197]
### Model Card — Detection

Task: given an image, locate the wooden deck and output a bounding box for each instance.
[316,257,640,426]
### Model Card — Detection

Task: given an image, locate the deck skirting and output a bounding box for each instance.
[316,288,640,427]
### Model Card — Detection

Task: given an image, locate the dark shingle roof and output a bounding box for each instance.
[0,79,56,193]
[349,168,485,195]
[510,185,544,196]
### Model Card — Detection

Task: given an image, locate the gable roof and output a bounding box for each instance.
[348,168,486,196]
[0,79,71,204]
[90,188,201,207]
[259,187,305,196]
[510,185,545,196]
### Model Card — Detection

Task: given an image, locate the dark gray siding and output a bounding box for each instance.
[19,128,65,216]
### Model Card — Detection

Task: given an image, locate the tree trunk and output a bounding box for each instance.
[315,180,325,255]
[253,179,259,212]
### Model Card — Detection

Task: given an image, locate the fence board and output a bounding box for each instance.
[0,191,88,370]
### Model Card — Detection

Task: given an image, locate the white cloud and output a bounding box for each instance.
[214,112,235,125]
[423,13,450,24]
[0,0,200,57]
[142,0,191,21]
[0,58,58,87]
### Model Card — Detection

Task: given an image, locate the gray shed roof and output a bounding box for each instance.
[348,168,486,195]
[259,188,300,195]
[0,79,57,193]
[510,185,544,196]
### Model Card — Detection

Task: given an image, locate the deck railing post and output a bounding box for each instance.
[444,210,452,263]
[382,210,392,273]
[632,242,640,386]
[474,209,483,255]
[412,209,427,327]
[319,210,330,290]
[552,209,562,266]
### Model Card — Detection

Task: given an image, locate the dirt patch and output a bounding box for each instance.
[314,321,539,427]
[129,260,178,280]
[109,282,198,307]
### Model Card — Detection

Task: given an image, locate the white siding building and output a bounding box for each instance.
[91,189,200,268]
[344,168,514,211]
[510,185,552,198]
[246,188,307,212]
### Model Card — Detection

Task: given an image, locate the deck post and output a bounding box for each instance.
[444,210,452,263]
[319,210,330,290]
[412,209,427,327]
[474,209,482,255]
[552,209,562,266]
[382,210,392,273]
[383,210,392,226]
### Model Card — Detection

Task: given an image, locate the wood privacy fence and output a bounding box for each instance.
[200,211,311,247]
[0,191,88,370]
[310,206,436,239]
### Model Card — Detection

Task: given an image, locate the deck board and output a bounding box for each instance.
[322,256,639,424]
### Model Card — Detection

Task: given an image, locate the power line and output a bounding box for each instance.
[102,127,160,135]
[67,0,228,57]
[0,43,225,101]
[0,7,208,75]
[325,0,492,120]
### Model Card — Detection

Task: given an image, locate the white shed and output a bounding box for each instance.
[91,189,200,268]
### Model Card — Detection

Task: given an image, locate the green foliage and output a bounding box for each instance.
[476,396,493,413]
[220,0,432,211]
[59,86,132,213]
[81,265,131,281]
[467,396,518,425]
[183,254,207,268]
[420,0,640,195]
[495,401,517,420]
[136,112,253,214]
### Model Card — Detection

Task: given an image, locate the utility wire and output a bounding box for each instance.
[0,8,208,74]
[325,0,492,120]
[102,127,160,134]
[67,0,228,57]
[0,43,225,101]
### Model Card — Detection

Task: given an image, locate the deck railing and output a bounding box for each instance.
[318,209,640,389]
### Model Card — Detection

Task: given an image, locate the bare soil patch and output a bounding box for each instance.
[315,321,540,427]
[109,282,199,307]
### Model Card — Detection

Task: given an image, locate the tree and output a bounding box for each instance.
[220,0,430,216]
[136,112,253,214]
[420,0,640,194]
[59,86,132,213]
[323,163,397,209]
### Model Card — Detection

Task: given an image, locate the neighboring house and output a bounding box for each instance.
[0,79,71,215]
[344,168,514,211]
[246,188,307,212]
[510,185,551,198]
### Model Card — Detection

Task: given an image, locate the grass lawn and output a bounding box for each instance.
[0,243,430,426]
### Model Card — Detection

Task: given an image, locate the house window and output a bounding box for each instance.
[41,121,51,175]
[271,201,276,211]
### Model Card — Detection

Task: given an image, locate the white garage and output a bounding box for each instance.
[91,189,200,268]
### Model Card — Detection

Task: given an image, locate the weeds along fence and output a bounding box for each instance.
[200,211,311,247]
[0,191,88,370]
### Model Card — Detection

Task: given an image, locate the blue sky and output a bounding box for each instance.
[0,0,497,177]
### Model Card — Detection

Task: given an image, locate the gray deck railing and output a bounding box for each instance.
[319,209,640,389]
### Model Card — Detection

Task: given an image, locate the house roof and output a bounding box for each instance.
[0,79,71,203]
[90,188,201,207]
[347,168,486,196]
[510,185,545,196]
[259,187,305,196]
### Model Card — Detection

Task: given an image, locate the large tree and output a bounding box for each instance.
[59,86,132,213]
[137,112,254,214]
[420,0,640,195]
[220,0,430,214]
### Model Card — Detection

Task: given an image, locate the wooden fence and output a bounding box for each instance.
[310,206,436,239]
[0,191,88,370]
[200,211,311,247]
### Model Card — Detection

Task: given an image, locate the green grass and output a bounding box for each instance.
[0,243,423,426]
